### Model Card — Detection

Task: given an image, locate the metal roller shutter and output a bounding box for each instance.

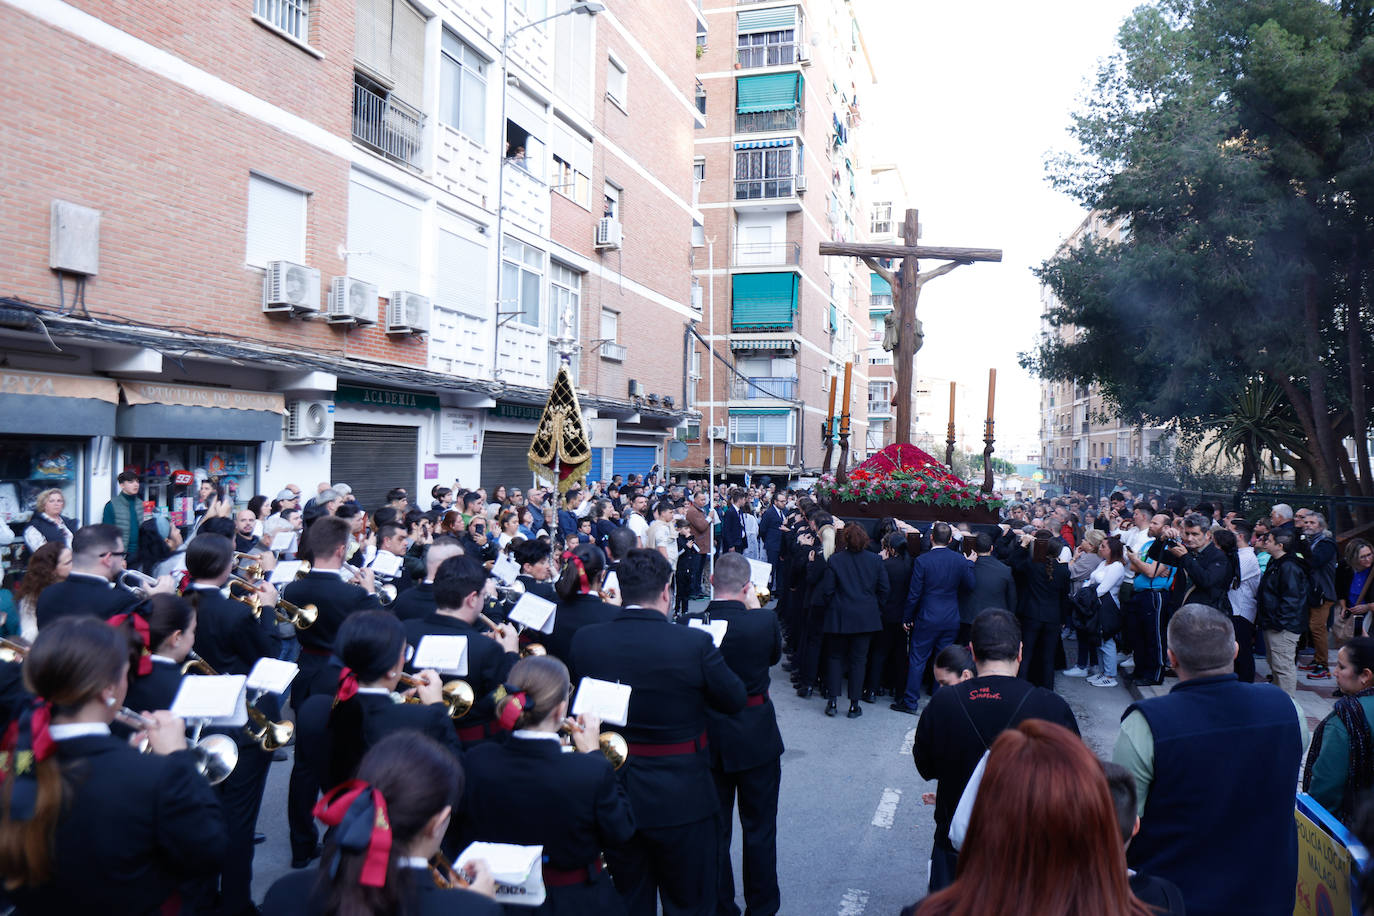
[481,431,536,494]
[612,445,657,481]
[331,422,418,512]
[587,448,604,485]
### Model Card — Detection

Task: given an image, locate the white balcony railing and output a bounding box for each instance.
[731,376,797,399]
[731,241,801,268]
[736,42,800,69]
[352,81,425,170]
[600,341,627,361]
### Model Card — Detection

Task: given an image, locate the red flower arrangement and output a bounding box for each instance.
[815,444,1003,511]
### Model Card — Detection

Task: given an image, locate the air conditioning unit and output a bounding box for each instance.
[794,175,808,194]
[386,291,431,335]
[595,217,623,250]
[797,46,811,66]
[628,379,645,397]
[262,260,321,316]
[327,277,379,325]
[284,399,334,443]
[708,425,728,440]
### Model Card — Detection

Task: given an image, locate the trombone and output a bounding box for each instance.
[559,720,629,770]
[114,707,239,785]
[227,575,318,629]
[397,672,474,719]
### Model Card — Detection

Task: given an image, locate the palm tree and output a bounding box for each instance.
[1202,378,1309,506]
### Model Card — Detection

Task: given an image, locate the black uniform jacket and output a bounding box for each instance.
[403,613,518,739]
[281,571,381,654]
[10,733,227,915]
[125,656,184,715]
[818,549,890,634]
[391,581,437,621]
[306,689,463,787]
[568,605,746,829]
[184,584,278,676]
[460,734,635,873]
[36,572,139,631]
[262,864,502,916]
[693,599,784,773]
[546,592,618,664]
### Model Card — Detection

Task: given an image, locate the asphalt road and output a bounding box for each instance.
[248,628,1132,914]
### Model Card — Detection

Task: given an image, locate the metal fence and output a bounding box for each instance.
[736,108,801,133]
[736,42,799,69]
[352,82,425,170]
[730,376,797,399]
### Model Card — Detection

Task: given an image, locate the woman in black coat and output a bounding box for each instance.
[865,532,913,703]
[793,513,835,700]
[818,524,890,719]
[547,543,618,665]
[458,656,635,915]
[1010,532,1070,689]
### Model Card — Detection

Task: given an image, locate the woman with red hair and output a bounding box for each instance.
[912,719,1153,916]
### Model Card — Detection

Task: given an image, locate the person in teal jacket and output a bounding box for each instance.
[1304,636,1374,824]
[101,470,143,559]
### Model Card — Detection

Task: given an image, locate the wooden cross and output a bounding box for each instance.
[819,209,1002,453]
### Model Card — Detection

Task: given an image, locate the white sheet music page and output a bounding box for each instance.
[269,531,296,553]
[508,592,557,634]
[747,559,772,590]
[171,675,248,727]
[572,677,631,726]
[689,618,729,647]
[369,550,403,578]
[492,553,520,585]
[246,658,298,695]
[412,635,469,675]
[269,560,304,585]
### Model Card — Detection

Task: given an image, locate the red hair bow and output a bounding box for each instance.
[336,667,359,704]
[561,552,591,594]
[497,690,528,731]
[313,780,392,887]
[109,612,153,676]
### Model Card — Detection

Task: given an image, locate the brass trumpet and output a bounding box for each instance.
[0,637,30,663]
[428,851,470,889]
[181,652,219,676]
[244,704,294,751]
[117,569,161,599]
[113,707,239,785]
[233,551,265,582]
[397,672,474,719]
[228,577,318,630]
[559,720,629,770]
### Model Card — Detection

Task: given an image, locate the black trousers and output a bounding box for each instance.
[825,632,872,702]
[287,655,329,859]
[865,621,907,694]
[215,743,272,914]
[929,841,959,893]
[674,553,695,615]
[1124,590,1165,682]
[606,816,719,916]
[1232,615,1257,683]
[1019,618,1058,689]
[797,606,824,689]
[713,760,781,916]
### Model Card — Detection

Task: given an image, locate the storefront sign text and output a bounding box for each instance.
[336,385,440,411]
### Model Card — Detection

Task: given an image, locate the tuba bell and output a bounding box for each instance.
[244,704,294,751]
[114,707,239,785]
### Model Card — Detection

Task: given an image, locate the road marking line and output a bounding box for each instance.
[838,888,870,916]
[871,787,902,829]
[900,727,916,756]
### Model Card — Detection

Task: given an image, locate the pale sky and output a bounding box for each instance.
[855,0,1144,463]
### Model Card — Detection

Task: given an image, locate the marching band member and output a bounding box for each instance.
[693,554,785,916]
[513,538,558,604]
[35,524,148,629]
[0,617,227,914]
[459,655,635,914]
[403,555,519,749]
[568,549,747,916]
[262,731,501,916]
[366,522,415,598]
[181,533,280,916]
[116,594,195,716]
[285,515,382,870]
[392,536,463,622]
[546,543,617,663]
[314,610,461,788]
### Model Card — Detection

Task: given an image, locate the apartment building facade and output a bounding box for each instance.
[1038,212,1171,489]
[862,162,907,451]
[682,0,877,479]
[0,0,696,531]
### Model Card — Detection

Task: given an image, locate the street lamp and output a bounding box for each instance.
[491,0,606,380]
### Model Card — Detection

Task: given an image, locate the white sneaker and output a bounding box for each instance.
[1062,666,1090,677]
[1089,674,1119,688]
[1119,654,1135,671]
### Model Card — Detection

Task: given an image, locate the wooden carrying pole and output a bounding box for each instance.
[982,368,997,494]
[945,381,957,468]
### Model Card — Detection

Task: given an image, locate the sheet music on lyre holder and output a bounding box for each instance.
[572,677,631,727]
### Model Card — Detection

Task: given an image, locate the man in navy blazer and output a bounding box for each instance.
[892,522,974,714]
[757,491,787,583]
[720,488,747,554]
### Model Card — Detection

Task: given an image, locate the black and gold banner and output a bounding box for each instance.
[527,364,592,493]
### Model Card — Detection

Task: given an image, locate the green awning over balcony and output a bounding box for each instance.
[737,73,802,113]
[738,7,798,32]
[732,272,798,330]
[871,274,892,295]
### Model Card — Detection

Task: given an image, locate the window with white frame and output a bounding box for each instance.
[730,412,793,444]
[548,262,581,383]
[870,200,893,235]
[600,308,618,342]
[440,31,487,144]
[502,238,543,327]
[603,183,620,219]
[551,119,592,207]
[254,0,310,44]
[245,174,307,268]
[606,53,628,107]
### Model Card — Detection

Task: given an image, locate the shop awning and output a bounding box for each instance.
[871,274,892,295]
[732,272,798,330]
[117,382,287,441]
[736,73,801,114]
[734,138,794,150]
[729,336,798,351]
[0,370,119,436]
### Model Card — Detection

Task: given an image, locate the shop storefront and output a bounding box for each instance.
[480,403,543,494]
[0,371,118,548]
[331,385,428,510]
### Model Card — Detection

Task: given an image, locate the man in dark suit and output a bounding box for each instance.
[693,553,784,916]
[892,522,974,715]
[720,488,747,555]
[36,524,167,630]
[390,536,463,621]
[757,492,787,588]
[569,549,747,916]
[958,531,1016,645]
[403,553,520,748]
[280,515,380,868]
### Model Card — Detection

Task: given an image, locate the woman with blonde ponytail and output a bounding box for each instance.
[795,511,837,699]
[0,616,226,913]
[459,655,635,915]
